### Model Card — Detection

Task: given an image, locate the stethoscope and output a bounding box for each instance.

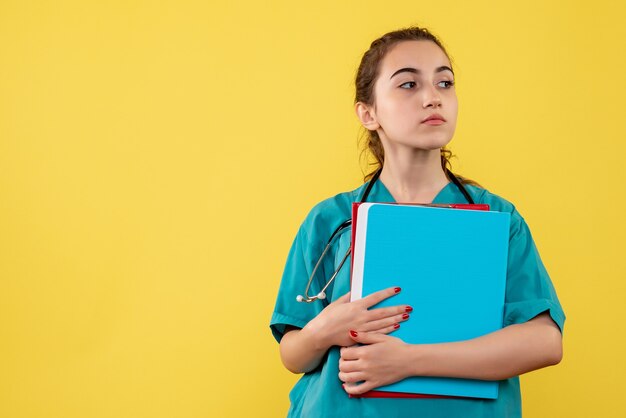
[296,167,475,303]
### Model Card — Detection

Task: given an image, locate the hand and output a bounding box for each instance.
[302,287,411,349]
[339,331,413,395]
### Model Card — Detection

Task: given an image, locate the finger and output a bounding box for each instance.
[338,371,367,384]
[339,345,356,359]
[371,323,401,335]
[367,305,412,321]
[340,345,361,361]
[338,358,360,373]
[343,380,377,396]
[362,312,409,331]
[349,330,390,345]
[359,286,400,308]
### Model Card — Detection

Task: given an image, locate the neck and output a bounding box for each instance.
[379,148,450,204]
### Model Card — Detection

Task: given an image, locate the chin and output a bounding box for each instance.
[382,130,454,151]
[409,135,453,150]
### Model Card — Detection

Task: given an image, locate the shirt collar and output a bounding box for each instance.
[360,178,460,204]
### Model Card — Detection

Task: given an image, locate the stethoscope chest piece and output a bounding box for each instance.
[296,291,326,303]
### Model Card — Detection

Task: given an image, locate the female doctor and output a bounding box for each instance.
[270,26,565,418]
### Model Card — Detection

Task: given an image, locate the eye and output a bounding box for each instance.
[399,81,416,89]
[437,80,455,89]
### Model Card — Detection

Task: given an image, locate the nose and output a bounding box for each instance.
[422,84,442,108]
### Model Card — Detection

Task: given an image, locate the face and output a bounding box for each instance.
[359,40,458,152]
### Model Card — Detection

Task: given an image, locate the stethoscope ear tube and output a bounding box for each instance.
[446,168,475,204]
[359,168,383,203]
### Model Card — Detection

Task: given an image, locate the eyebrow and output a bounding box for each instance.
[389,66,454,79]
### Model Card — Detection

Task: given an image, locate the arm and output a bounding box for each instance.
[412,312,562,380]
[339,312,562,395]
[279,287,412,374]
[280,325,331,374]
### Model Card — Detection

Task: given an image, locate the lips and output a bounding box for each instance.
[421,113,446,123]
[422,119,444,126]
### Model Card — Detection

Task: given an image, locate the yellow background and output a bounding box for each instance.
[1,1,624,417]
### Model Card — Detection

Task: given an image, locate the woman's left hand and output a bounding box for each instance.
[338,331,414,395]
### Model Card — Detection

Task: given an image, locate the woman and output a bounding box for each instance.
[270,26,565,418]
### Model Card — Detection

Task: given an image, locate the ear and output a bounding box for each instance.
[355,101,380,131]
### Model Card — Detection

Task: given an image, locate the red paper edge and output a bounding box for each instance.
[349,390,451,399]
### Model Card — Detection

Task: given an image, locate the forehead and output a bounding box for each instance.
[379,40,451,76]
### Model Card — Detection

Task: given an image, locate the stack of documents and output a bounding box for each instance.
[349,203,511,399]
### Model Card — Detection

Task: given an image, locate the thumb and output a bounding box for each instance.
[349,330,388,344]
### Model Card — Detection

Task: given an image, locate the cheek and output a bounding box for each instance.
[447,99,459,123]
[377,101,410,127]
[451,95,458,112]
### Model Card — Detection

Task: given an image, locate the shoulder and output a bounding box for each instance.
[465,184,516,213]
[297,184,364,242]
[462,183,527,235]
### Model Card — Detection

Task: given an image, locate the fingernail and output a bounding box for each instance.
[393,323,400,329]
[394,287,401,293]
[402,313,409,320]
[405,306,413,313]
[350,330,358,338]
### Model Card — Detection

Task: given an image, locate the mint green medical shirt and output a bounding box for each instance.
[270,179,565,418]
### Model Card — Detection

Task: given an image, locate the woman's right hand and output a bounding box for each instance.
[302,286,412,349]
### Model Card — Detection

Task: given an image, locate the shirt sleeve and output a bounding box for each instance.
[502,207,566,333]
[269,224,327,343]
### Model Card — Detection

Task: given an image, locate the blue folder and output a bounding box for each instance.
[350,203,511,399]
